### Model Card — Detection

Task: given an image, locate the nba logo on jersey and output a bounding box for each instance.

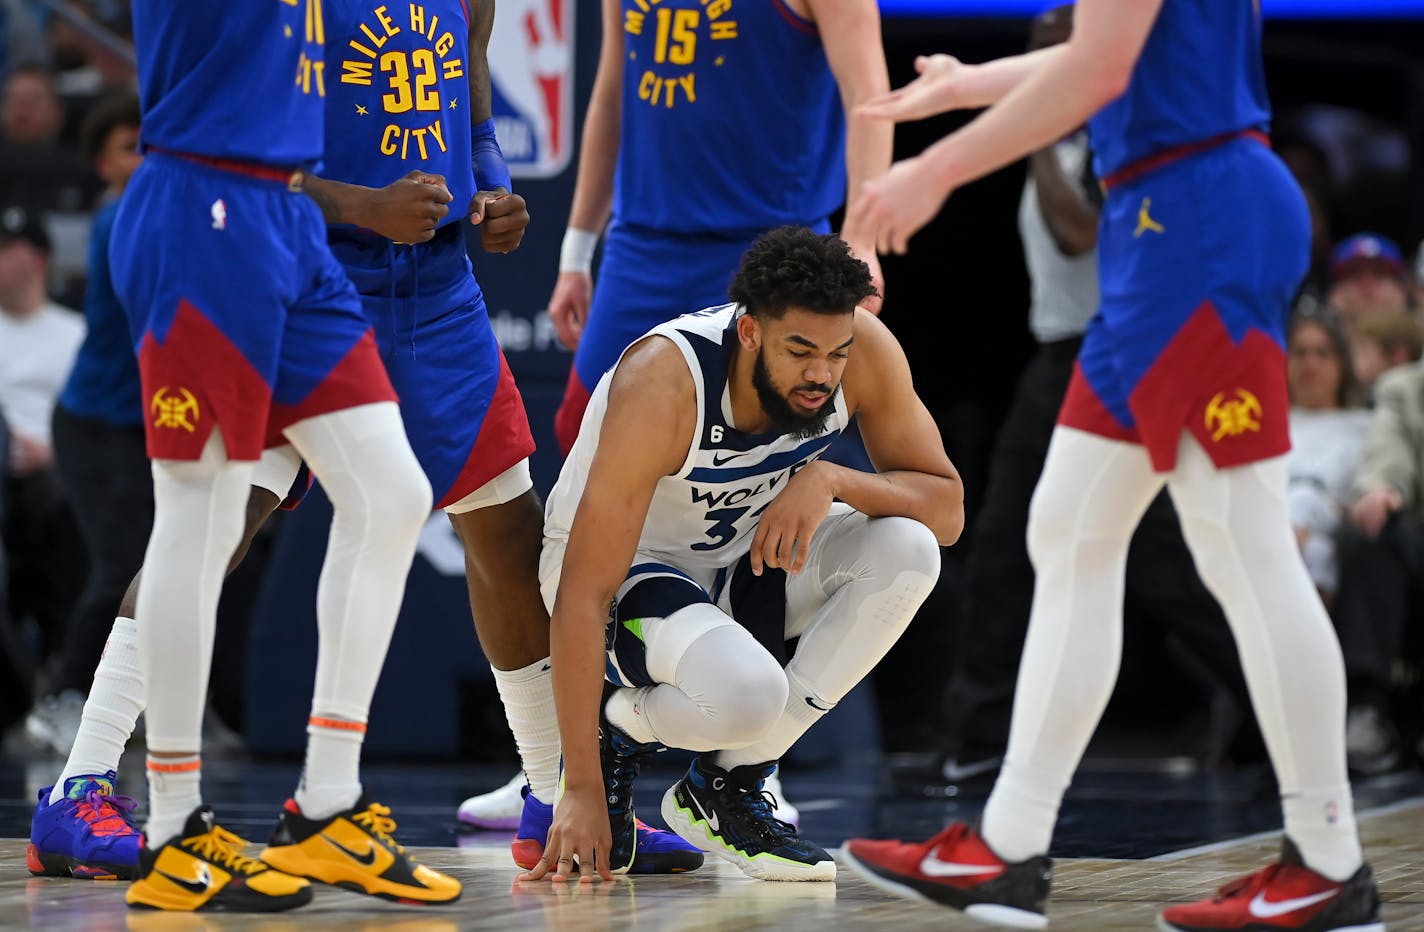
[489,0,574,179]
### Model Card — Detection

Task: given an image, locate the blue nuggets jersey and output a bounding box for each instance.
[326,0,475,226]
[615,0,846,235]
[1089,0,1270,179]
[131,0,327,166]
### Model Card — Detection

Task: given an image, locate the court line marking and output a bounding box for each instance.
[1147,796,1424,862]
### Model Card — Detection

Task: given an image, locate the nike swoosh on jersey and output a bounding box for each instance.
[1247,888,1339,919]
[711,451,753,466]
[918,852,1005,878]
[322,834,379,866]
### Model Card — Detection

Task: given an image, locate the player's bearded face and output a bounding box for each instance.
[752,346,840,440]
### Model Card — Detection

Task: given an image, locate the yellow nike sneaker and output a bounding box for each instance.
[259,795,461,905]
[126,807,312,912]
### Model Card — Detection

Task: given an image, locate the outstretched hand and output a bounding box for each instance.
[857,54,969,123]
[843,156,951,256]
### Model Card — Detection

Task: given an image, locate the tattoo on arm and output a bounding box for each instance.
[304,177,347,224]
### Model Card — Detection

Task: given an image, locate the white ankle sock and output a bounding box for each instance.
[1284,785,1363,881]
[52,617,145,804]
[491,657,562,802]
[295,716,365,820]
[144,754,201,846]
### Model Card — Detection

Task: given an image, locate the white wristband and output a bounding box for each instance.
[559,227,600,274]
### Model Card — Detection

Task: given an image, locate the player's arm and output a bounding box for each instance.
[1031,142,1099,257]
[303,171,453,244]
[828,310,964,543]
[857,45,1066,123]
[848,0,1161,254]
[466,0,529,252]
[527,338,695,881]
[548,0,624,348]
[807,0,891,313]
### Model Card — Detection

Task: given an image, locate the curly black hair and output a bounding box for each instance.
[727,226,877,319]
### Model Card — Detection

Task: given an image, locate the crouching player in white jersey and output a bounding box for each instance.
[519,227,964,883]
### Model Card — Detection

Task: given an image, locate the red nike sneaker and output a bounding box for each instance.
[1159,838,1381,932]
[842,822,1051,928]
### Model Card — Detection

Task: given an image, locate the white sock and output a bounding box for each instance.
[51,617,145,804]
[144,754,201,846]
[716,670,829,770]
[1284,785,1362,882]
[295,716,365,819]
[980,760,1068,862]
[604,685,658,746]
[491,657,561,802]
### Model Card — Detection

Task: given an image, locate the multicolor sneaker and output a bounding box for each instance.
[842,822,1051,928]
[28,772,142,880]
[259,794,461,905]
[510,784,702,874]
[126,806,312,912]
[662,757,835,882]
[456,772,525,832]
[1159,838,1382,932]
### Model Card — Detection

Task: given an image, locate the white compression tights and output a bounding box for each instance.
[980,428,1362,880]
[608,510,940,765]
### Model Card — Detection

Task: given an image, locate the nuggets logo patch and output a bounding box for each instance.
[1204,388,1261,442]
[151,387,200,432]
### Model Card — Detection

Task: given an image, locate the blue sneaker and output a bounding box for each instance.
[28,772,141,880]
[662,757,835,881]
[510,781,703,875]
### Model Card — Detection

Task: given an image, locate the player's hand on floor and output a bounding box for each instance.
[845,156,950,256]
[370,170,452,244]
[548,271,593,350]
[517,787,616,884]
[857,54,968,123]
[471,190,530,253]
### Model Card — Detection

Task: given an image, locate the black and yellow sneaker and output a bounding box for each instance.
[125,807,312,912]
[259,795,461,905]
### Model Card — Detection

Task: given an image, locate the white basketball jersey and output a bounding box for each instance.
[544,303,851,576]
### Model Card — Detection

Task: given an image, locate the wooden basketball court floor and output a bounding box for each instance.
[4,761,1423,931]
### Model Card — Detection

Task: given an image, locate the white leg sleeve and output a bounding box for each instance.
[1167,436,1361,880]
[981,428,1164,862]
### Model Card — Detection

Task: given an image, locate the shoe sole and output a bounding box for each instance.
[840,846,1046,929]
[1156,920,1384,932]
[126,882,314,912]
[660,787,834,882]
[26,843,135,881]
[260,849,463,905]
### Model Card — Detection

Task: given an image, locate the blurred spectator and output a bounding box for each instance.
[0,201,86,696]
[47,1,136,146]
[1350,311,1422,401]
[26,90,141,754]
[1328,232,1410,323]
[1285,308,1369,607]
[1334,359,1424,774]
[0,64,101,216]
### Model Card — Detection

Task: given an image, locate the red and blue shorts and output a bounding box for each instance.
[111,151,396,462]
[1059,134,1311,472]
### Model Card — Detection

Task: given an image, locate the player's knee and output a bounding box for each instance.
[698,654,788,747]
[863,516,941,581]
[1026,489,1078,568]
